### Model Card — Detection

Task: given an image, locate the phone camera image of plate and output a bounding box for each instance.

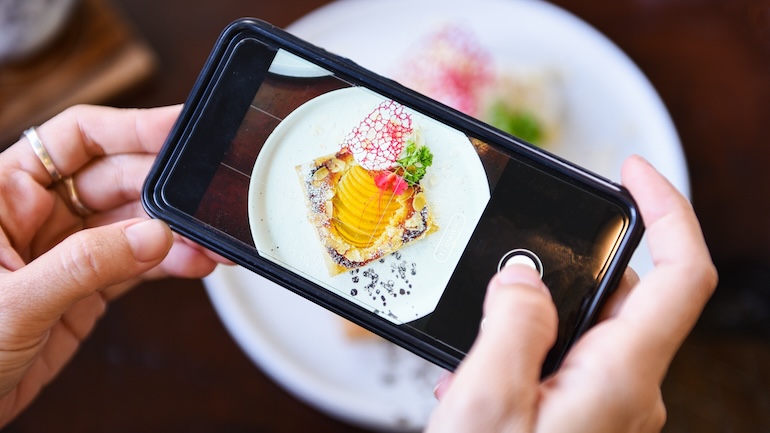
[247,86,490,325]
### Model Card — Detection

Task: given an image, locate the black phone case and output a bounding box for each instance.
[142,18,644,375]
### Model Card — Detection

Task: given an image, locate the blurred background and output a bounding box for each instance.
[2,0,770,431]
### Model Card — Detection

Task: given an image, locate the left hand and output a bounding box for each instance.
[0,105,226,425]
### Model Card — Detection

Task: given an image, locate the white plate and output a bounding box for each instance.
[205,0,689,431]
[268,49,333,77]
[206,265,443,432]
[248,86,490,324]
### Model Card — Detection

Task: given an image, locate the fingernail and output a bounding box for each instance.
[433,370,452,400]
[628,154,658,172]
[124,219,172,262]
[496,264,544,288]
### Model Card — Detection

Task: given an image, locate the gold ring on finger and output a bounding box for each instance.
[24,127,62,183]
[62,176,93,217]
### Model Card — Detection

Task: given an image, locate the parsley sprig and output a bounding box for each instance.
[395,141,434,186]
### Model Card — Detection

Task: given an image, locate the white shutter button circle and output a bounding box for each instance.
[497,249,544,278]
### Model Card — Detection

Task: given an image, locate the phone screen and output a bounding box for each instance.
[158,37,630,365]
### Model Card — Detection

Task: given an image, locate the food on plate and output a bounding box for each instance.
[395,24,564,147]
[481,66,563,145]
[296,100,438,276]
[396,24,494,118]
[340,318,382,341]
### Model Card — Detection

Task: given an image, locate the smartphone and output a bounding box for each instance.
[142,18,643,376]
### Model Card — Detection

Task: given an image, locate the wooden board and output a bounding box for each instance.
[0,0,156,148]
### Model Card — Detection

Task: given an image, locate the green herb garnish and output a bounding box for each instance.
[396,141,434,186]
[488,103,544,145]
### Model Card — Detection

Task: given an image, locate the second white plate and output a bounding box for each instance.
[205,0,690,431]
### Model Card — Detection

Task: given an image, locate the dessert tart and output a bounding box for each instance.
[395,24,564,147]
[297,100,438,276]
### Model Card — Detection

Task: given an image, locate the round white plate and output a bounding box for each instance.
[248,86,489,324]
[206,265,443,432]
[205,0,689,431]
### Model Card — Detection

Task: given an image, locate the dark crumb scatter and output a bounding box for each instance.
[345,255,420,307]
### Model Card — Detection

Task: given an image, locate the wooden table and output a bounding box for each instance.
[6,0,770,431]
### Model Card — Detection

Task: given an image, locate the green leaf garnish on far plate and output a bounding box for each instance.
[487,102,544,145]
[396,141,434,186]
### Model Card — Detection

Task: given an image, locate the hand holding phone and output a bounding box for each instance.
[427,155,717,433]
[142,19,643,375]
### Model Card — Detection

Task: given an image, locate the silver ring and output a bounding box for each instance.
[63,176,92,216]
[23,127,62,183]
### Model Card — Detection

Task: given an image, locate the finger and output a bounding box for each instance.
[65,153,156,213]
[80,199,232,278]
[638,392,667,433]
[597,267,639,321]
[623,156,711,269]
[149,240,220,279]
[96,240,225,302]
[81,199,148,229]
[83,199,231,271]
[475,265,557,383]
[82,200,227,282]
[617,156,717,367]
[11,105,180,187]
[427,265,557,432]
[0,218,173,334]
[0,164,77,267]
[433,370,454,400]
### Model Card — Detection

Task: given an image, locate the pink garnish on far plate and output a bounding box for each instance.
[397,24,494,116]
[342,100,413,171]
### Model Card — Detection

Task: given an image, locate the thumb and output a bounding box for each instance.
[2,218,173,329]
[427,265,557,432]
[468,264,558,390]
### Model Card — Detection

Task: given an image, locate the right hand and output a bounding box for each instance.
[428,155,717,433]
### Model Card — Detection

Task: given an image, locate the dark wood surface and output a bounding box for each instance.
[0,0,156,146]
[5,0,770,431]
